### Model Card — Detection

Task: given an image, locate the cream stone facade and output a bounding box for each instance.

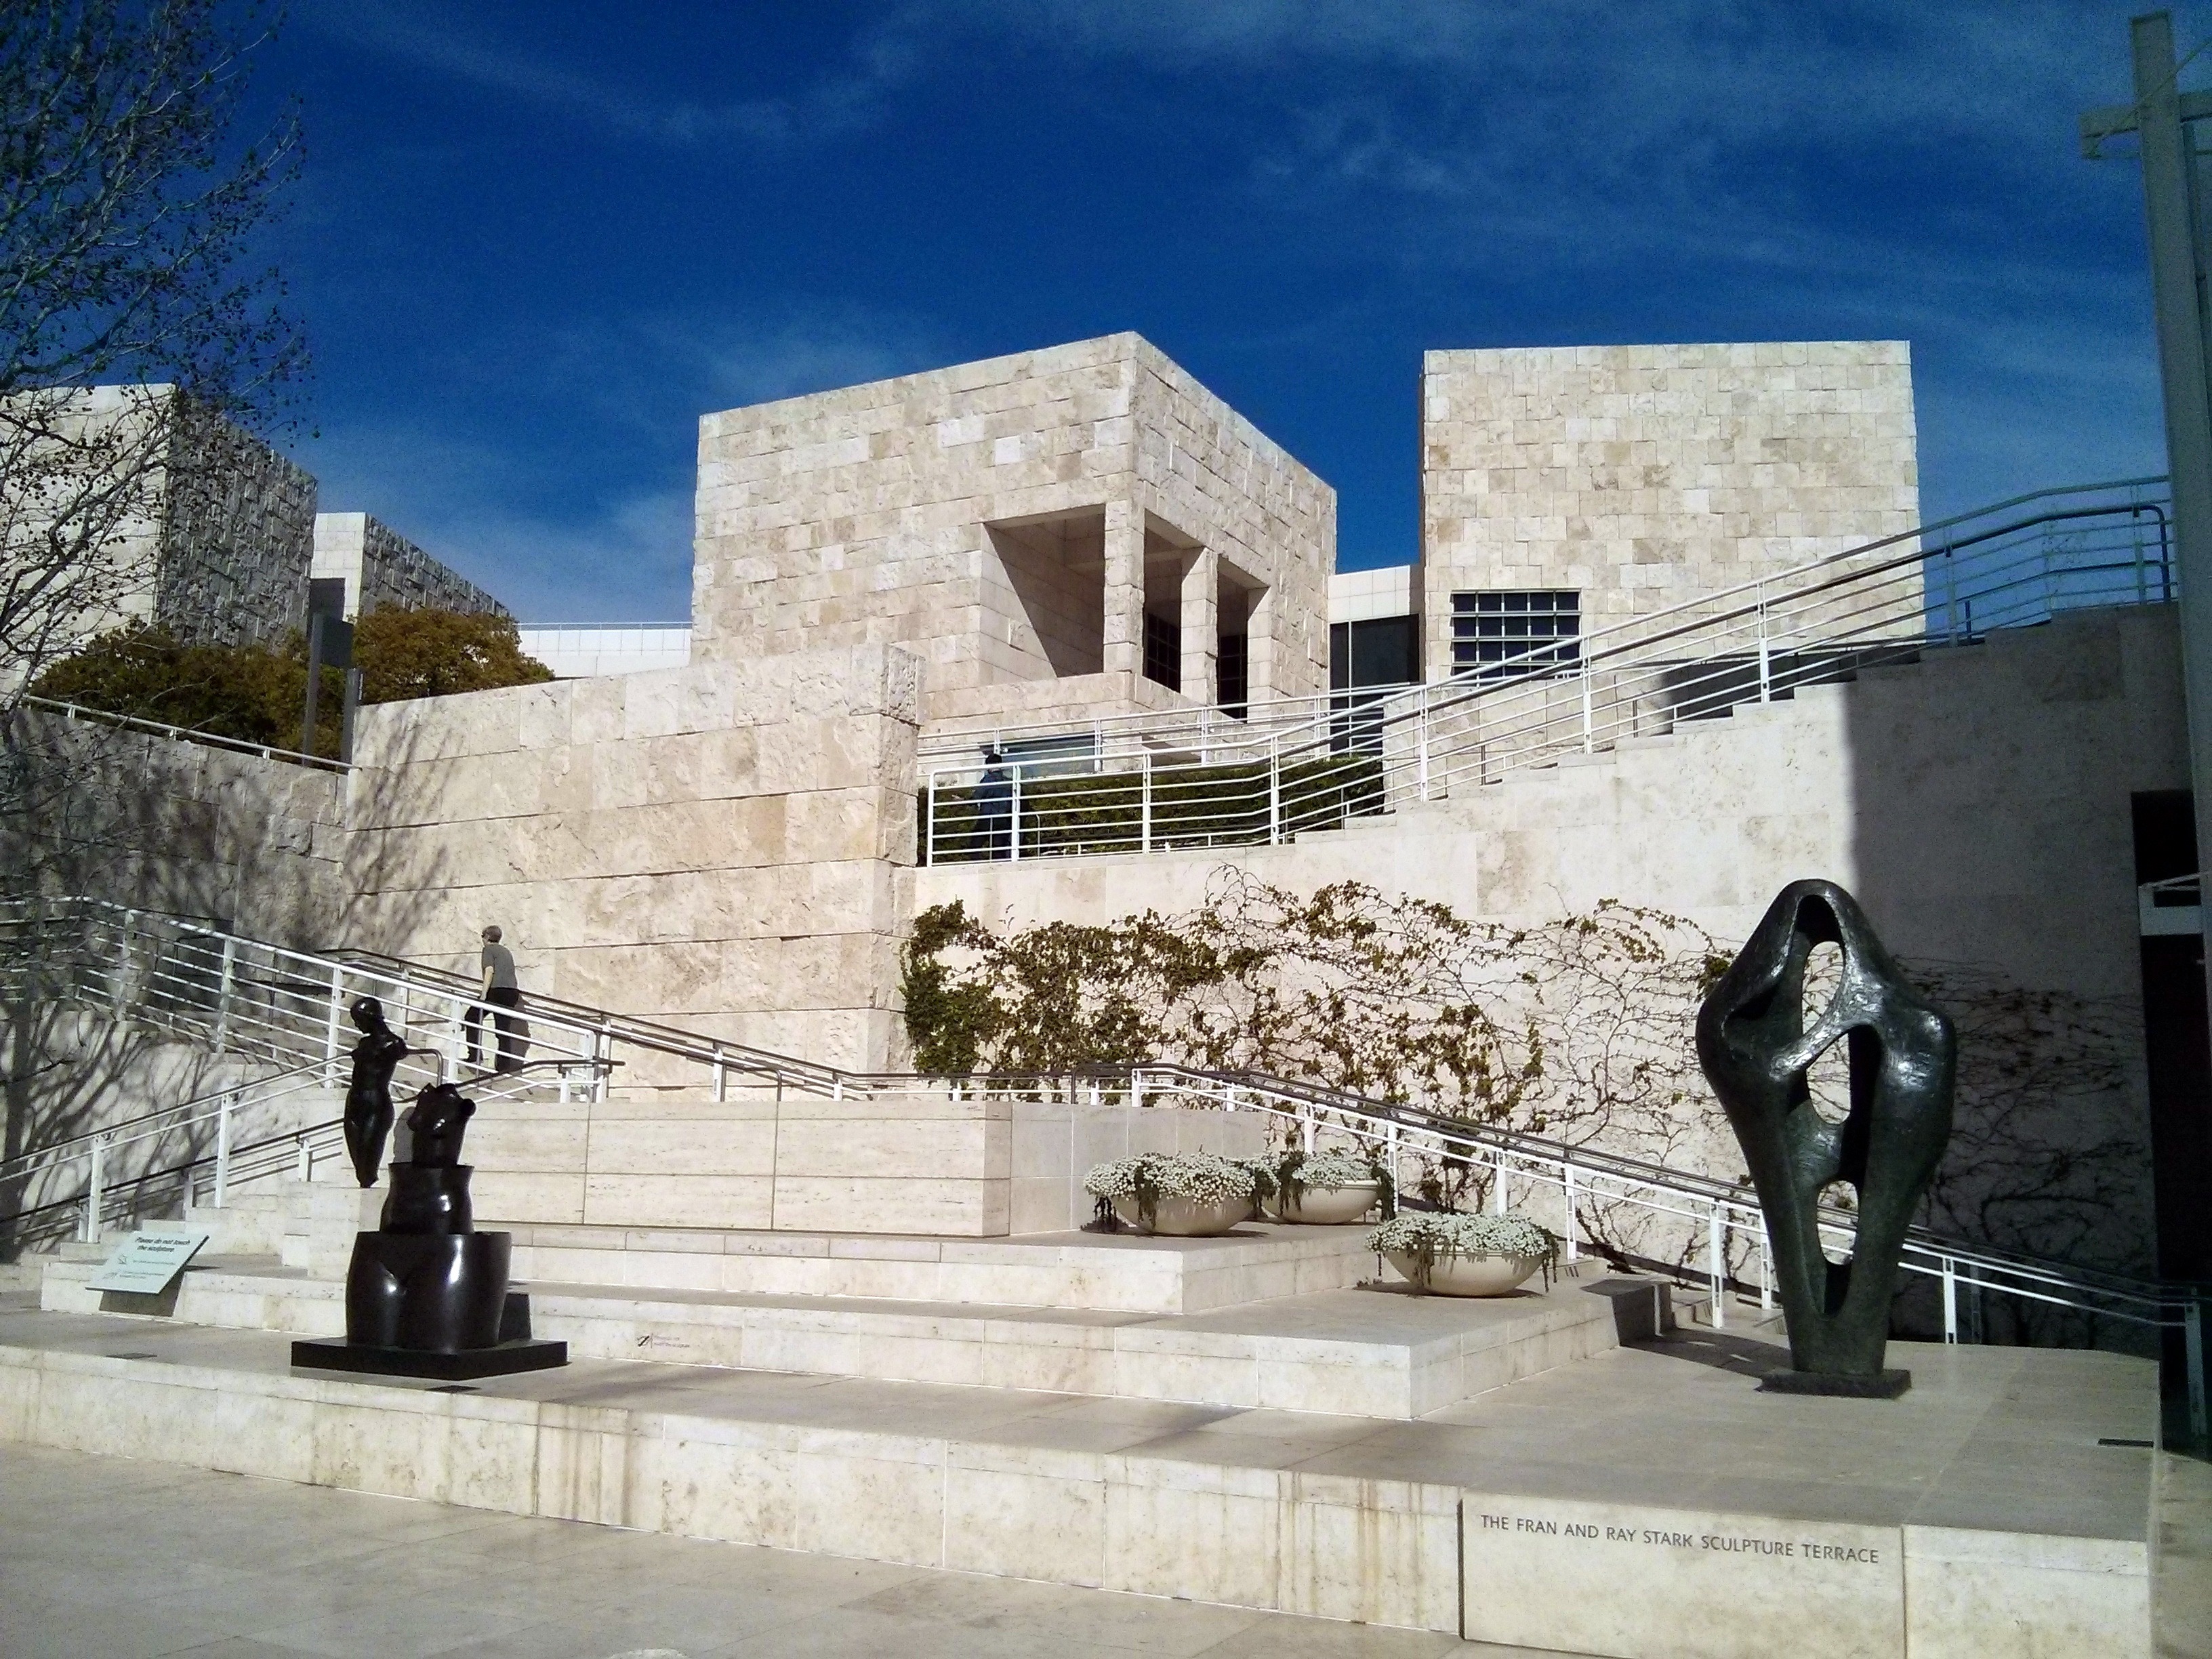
[310,511,506,621]
[1420,342,1920,682]
[691,333,1336,722]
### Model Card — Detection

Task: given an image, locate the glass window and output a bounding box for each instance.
[1451,590,1580,679]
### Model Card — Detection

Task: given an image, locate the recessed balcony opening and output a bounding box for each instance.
[1143,523,1199,693]
[1218,560,1263,718]
[983,508,1106,678]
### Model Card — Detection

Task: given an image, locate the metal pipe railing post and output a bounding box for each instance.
[924,773,937,865]
[82,1139,104,1244]
[1579,659,1594,754]
[1010,769,1022,861]
[213,936,237,1054]
[1707,1208,1726,1329]
[1942,1257,1958,1343]
[323,964,344,1087]
[1758,1231,1771,1313]
[1417,697,1431,801]
[2188,1294,2208,1445]
[1140,752,1152,854]
[1756,598,1771,703]
[1561,1165,1578,1261]
[214,1093,233,1208]
[1268,736,1282,844]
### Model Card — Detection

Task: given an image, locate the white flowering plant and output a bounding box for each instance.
[1364,1210,1558,1290]
[1258,1148,1395,1215]
[1084,1151,1258,1231]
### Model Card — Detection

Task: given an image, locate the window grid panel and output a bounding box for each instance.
[1450,590,1580,677]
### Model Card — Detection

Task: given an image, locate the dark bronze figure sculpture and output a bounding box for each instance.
[1695,879,1955,1397]
[342,997,408,1188]
[295,1080,565,1378]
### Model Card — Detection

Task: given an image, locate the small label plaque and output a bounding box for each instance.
[84,1227,211,1295]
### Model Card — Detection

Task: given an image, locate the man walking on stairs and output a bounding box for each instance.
[467,924,525,1073]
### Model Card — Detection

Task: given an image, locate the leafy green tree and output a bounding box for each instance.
[353,607,552,703]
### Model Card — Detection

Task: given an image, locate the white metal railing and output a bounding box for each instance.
[920,478,2172,864]
[10,692,350,772]
[2,897,2200,1435]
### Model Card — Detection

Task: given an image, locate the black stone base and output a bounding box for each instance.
[1758,1367,1912,1399]
[289,1336,568,1380]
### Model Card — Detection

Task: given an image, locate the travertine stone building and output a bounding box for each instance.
[691,333,1336,724]
[1420,342,1919,682]
[311,512,507,621]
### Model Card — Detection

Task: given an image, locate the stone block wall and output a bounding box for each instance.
[1,706,347,944]
[342,643,922,1071]
[1421,342,1919,680]
[311,512,508,620]
[156,400,318,649]
[691,333,1334,712]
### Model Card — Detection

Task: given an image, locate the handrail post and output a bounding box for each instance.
[323,964,344,1087]
[1561,1164,1577,1261]
[1580,658,1594,754]
[82,1139,104,1244]
[1140,752,1152,855]
[1009,768,1022,861]
[1756,598,1771,703]
[214,1092,234,1208]
[1757,1231,1771,1312]
[1942,1256,1958,1343]
[924,771,936,865]
[1488,1153,1507,1214]
[1707,1208,1725,1329]
[1268,736,1282,844]
[213,936,237,1054]
[714,1048,728,1104]
[592,1024,611,1103]
[1416,695,1431,801]
[295,1134,311,1181]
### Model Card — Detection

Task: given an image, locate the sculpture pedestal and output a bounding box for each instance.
[289,1335,567,1380]
[1759,1368,1912,1399]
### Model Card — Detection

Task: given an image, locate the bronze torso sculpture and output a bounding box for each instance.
[1695,879,1955,1395]
[342,997,409,1188]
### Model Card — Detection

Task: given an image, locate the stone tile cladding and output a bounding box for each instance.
[344,643,921,1071]
[1421,342,1919,680]
[156,403,318,648]
[313,512,508,619]
[691,333,1334,710]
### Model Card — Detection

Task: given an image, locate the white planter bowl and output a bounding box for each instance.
[1273,1181,1385,1225]
[1113,1193,1254,1237]
[1385,1250,1547,1296]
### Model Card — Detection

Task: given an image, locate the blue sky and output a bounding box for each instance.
[264,1,2173,621]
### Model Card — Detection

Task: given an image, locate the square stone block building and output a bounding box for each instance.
[690,333,1336,724]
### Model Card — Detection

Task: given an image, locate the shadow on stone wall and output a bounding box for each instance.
[1841,606,2185,1334]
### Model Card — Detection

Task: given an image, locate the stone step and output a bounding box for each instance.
[0,1305,2158,1654]
[37,1254,1663,1419]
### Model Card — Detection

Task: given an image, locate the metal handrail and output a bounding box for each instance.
[920,480,2175,863]
[0,1060,323,1179]
[4,895,2200,1437]
[12,692,350,772]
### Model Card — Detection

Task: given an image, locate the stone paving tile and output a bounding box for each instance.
[0,1443,1528,1659]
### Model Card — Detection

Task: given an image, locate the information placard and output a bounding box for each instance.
[84,1226,211,1295]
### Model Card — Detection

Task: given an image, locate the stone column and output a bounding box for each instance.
[1103,499,1145,678]
[1246,583,1277,703]
[1180,546,1218,705]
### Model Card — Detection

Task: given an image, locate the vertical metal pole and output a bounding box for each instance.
[214,1094,233,1208]
[1942,1258,1959,1343]
[323,965,343,1086]
[1010,769,1022,861]
[1580,659,1595,754]
[1758,1232,1771,1313]
[1417,698,1431,801]
[1140,752,1152,854]
[2125,13,2212,1023]
[1561,1165,1578,1262]
[1488,1153,1508,1214]
[82,1140,103,1244]
[1268,736,1282,844]
[1942,545,1959,644]
[1707,1208,1726,1329]
[295,1136,311,1181]
[714,1050,728,1103]
[1756,599,1771,703]
[924,773,936,865]
[213,936,236,1054]
[593,1025,611,1104]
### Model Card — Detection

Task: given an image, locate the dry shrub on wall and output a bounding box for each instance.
[903,869,1734,1240]
[903,869,2156,1304]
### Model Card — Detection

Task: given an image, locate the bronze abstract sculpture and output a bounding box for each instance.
[1695,880,1955,1396]
[295,1080,566,1378]
[342,996,408,1188]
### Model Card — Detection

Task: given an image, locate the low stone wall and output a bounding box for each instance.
[460,1090,1263,1239]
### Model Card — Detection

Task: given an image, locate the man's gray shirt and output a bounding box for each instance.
[482,941,518,991]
